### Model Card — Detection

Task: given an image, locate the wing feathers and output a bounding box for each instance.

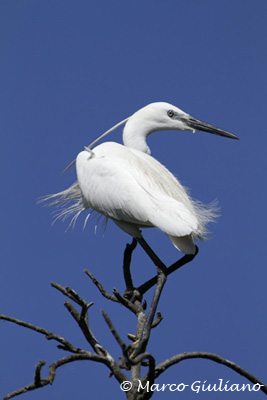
[76,144,199,238]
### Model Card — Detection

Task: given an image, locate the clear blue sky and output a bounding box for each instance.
[1,1,267,399]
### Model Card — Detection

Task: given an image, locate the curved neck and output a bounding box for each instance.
[122,118,152,154]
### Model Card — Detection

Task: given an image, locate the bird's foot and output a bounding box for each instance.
[123,288,143,304]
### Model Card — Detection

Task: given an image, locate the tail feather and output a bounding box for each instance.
[38,181,89,230]
[191,198,220,240]
[167,234,196,255]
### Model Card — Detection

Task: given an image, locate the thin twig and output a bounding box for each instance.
[51,282,84,305]
[64,301,80,321]
[101,310,127,352]
[0,315,80,354]
[84,269,118,302]
[34,360,46,386]
[151,312,163,329]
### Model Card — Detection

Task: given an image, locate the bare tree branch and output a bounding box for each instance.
[2,241,267,399]
[154,351,267,395]
[132,268,167,359]
[0,314,81,354]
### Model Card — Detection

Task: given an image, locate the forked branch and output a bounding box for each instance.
[3,354,111,400]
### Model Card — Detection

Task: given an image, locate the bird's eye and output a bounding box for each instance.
[167,110,174,118]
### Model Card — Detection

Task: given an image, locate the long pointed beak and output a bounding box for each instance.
[181,116,239,140]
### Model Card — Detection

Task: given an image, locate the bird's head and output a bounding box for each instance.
[132,102,239,138]
[123,102,238,154]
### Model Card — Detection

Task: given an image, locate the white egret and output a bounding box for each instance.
[45,102,238,258]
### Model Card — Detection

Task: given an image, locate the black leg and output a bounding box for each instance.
[123,236,198,298]
[137,246,199,296]
[136,237,167,274]
[123,239,137,292]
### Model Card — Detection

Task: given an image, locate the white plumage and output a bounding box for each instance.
[44,102,238,254]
